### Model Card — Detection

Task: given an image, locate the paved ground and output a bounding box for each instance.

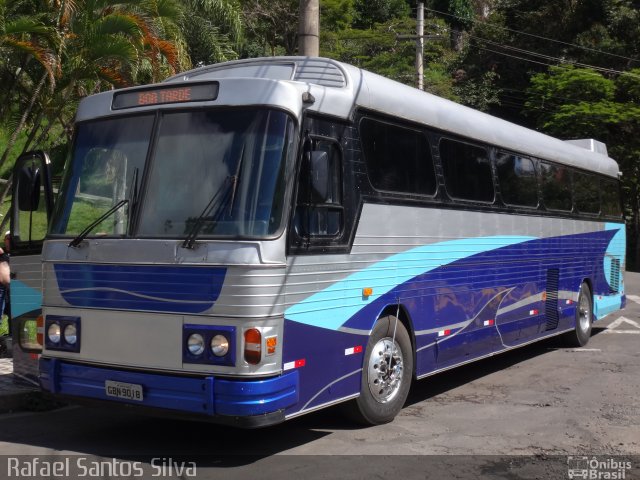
[0,358,37,413]
[0,275,638,479]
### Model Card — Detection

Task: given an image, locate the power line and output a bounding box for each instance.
[467,37,640,79]
[423,6,639,64]
[469,35,640,77]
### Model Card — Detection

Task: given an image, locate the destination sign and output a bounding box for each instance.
[112,83,219,110]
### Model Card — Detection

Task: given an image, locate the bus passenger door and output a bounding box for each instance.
[8,151,54,384]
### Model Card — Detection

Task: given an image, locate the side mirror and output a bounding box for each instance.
[310,150,330,203]
[17,164,41,212]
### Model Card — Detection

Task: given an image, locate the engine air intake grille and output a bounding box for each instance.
[610,258,621,293]
[545,268,560,331]
[293,59,346,88]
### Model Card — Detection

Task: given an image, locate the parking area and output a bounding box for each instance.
[0,275,638,479]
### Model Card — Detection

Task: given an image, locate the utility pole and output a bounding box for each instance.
[397,3,440,90]
[416,2,424,91]
[298,0,319,57]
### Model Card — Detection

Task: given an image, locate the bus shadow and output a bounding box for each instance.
[404,328,608,407]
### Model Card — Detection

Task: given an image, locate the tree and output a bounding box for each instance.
[181,0,243,67]
[240,0,299,56]
[525,66,640,269]
[0,0,189,176]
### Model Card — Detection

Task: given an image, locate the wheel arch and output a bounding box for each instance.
[376,303,416,378]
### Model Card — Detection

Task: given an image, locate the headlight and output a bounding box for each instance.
[211,335,229,357]
[63,324,77,345]
[47,323,61,344]
[187,333,205,356]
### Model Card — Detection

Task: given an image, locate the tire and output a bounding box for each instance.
[563,282,593,347]
[344,315,413,425]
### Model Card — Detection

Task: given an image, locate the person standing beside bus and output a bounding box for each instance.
[0,232,10,319]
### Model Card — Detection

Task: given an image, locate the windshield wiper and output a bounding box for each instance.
[182,145,246,249]
[127,167,140,233]
[228,143,245,215]
[181,178,232,250]
[68,199,128,248]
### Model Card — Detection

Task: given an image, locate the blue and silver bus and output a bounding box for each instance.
[18,57,625,427]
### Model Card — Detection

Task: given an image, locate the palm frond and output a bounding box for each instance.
[94,13,143,40]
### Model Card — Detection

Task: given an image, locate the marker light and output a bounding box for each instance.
[244,328,262,365]
[47,323,61,344]
[36,314,44,347]
[362,287,373,297]
[187,333,205,356]
[211,335,229,357]
[63,324,77,345]
[266,336,277,356]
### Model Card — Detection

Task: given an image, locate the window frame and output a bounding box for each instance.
[495,150,540,209]
[439,136,495,204]
[359,116,438,199]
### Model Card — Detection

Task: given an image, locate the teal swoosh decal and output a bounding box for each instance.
[10,280,43,318]
[285,235,535,330]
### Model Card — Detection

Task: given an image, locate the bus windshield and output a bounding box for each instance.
[51,108,295,239]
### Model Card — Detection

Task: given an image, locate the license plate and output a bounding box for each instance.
[105,380,144,402]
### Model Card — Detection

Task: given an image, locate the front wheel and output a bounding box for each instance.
[563,282,593,347]
[344,315,413,425]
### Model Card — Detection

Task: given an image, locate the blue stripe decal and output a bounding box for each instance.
[285,235,535,331]
[55,264,226,313]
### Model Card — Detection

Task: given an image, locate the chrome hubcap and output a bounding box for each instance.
[367,338,404,403]
[578,290,591,332]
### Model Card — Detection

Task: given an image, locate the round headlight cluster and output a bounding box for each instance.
[64,324,77,345]
[47,323,61,344]
[211,335,229,357]
[187,333,205,356]
[187,333,229,357]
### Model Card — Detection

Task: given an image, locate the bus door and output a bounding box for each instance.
[9,151,54,384]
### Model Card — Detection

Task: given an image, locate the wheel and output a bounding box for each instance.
[343,315,413,425]
[563,282,593,347]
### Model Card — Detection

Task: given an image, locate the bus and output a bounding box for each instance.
[17,57,625,427]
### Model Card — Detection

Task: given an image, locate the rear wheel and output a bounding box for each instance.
[563,282,593,347]
[344,315,413,425]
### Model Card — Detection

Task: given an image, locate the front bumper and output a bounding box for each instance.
[40,358,298,427]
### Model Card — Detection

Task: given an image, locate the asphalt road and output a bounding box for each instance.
[0,275,638,479]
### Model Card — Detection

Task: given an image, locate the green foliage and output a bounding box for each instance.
[616,68,640,103]
[322,0,356,32]
[525,67,639,141]
[453,70,499,111]
[353,0,410,29]
[431,0,474,29]
[0,315,8,336]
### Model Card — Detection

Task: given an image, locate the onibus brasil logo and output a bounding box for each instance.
[567,457,632,479]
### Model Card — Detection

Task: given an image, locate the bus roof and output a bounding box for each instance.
[169,57,620,179]
[77,56,619,179]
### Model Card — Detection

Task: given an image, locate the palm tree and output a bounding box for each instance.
[0,0,189,173]
[181,0,243,67]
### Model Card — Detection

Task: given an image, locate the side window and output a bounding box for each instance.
[439,138,494,202]
[540,162,572,211]
[495,153,538,207]
[360,118,436,196]
[574,172,600,214]
[601,179,622,217]
[294,138,343,238]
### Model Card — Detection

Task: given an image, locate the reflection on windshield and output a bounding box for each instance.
[51,109,294,239]
[51,116,154,236]
[138,109,293,238]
